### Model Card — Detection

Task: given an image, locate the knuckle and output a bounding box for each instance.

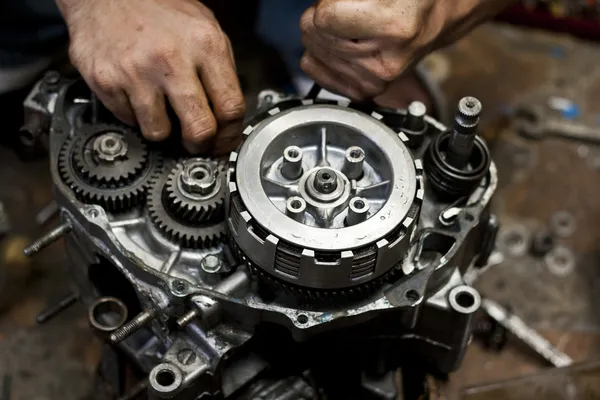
[187,114,217,141]
[313,6,335,30]
[199,31,228,56]
[217,97,245,122]
[149,47,179,76]
[390,20,420,41]
[91,65,119,94]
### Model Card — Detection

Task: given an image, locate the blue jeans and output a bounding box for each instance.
[0,0,310,77]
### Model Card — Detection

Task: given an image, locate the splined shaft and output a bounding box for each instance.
[446,97,482,169]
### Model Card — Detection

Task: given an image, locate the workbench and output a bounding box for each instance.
[1,23,600,400]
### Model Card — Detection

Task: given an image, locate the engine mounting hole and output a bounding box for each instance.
[456,291,475,308]
[287,148,299,158]
[353,199,366,209]
[290,200,302,209]
[405,289,420,302]
[156,370,175,387]
[297,314,308,324]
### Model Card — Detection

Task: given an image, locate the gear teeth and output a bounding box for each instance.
[147,162,227,249]
[163,159,226,224]
[57,128,159,213]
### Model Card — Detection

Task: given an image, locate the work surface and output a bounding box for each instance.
[1,23,600,399]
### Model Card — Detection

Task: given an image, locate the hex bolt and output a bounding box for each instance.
[314,168,338,194]
[180,159,218,196]
[110,309,157,344]
[447,96,482,169]
[23,221,72,257]
[286,196,307,222]
[281,146,304,180]
[404,101,427,132]
[346,197,370,226]
[342,146,365,180]
[201,254,222,274]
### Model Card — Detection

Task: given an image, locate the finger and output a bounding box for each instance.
[127,85,171,141]
[163,68,217,153]
[302,36,385,97]
[86,75,136,126]
[211,118,243,156]
[300,52,364,101]
[313,0,418,39]
[197,36,246,126]
[300,6,379,56]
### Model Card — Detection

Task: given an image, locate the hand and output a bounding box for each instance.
[300,0,512,101]
[57,0,245,154]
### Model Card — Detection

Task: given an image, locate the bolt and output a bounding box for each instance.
[404,101,427,132]
[43,71,60,88]
[342,146,365,180]
[346,197,370,226]
[180,159,218,196]
[286,196,306,222]
[281,146,303,180]
[171,279,189,295]
[110,309,156,344]
[201,255,222,274]
[314,168,337,194]
[23,221,72,257]
[447,96,482,169]
[177,348,197,365]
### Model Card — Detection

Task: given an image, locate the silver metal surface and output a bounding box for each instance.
[234,104,417,249]
[93,132,128,162]
[515,104,600,143]
[481,298,573,367]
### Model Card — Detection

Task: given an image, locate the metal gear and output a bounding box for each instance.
[72,124,147,185]
[147,162,227,248]
[58,126,160,212]
[164,158,226,223]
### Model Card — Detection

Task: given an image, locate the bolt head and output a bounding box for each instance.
[201,254,222,274]
[179,159,218,197]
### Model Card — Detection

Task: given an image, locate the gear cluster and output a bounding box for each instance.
[59,124,159,211]
[147,158,227,248]
[58,124,226,249]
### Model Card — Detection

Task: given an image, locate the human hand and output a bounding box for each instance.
[300,0,513,101]
[57,0,245,154]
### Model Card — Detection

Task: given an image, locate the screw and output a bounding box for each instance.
[314,168,337,194]
[110,309,156,344]
[177,348,197,365]
[447,96,482,169]
[23,221,72,257]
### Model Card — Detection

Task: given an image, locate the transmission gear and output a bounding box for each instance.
[164,158,226,223]
[147,162,227,248]
[58,124,159,212]
[72,124,147,185]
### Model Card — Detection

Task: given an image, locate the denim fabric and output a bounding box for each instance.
[0,0,68,67]
[256,0,313,77]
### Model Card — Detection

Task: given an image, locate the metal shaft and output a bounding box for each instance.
[447,97,482,169]
[110,309,157,344]
[23,221,72,256]
[481,298,573,368]
[36,291,79,324]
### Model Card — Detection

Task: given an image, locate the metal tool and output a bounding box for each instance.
[515,104,600,143]
[480,298,573,367]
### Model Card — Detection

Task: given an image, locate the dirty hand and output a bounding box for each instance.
[300,0,512,101]
[56,0,245,154]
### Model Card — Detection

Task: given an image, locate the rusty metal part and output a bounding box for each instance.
[36,291,80,324]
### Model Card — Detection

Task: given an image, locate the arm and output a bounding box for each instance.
[56,0,245,154]
[300,0,517,101]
